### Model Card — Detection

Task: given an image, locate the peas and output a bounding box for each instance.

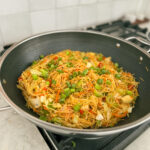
[51,117,61,123]
[106,80,111,85]
[115,63,119,68]
[83,56,89,60]
[40,54,44,59]
[46,81,50,86]
[101,69,107,74]
[95,83,101,90]
[73,104,81,112]
[126,90,133,95]
[41,69,48,79]
[82,69,88,76]
[115,74,121,79]
[32,74,38,80]
[97,79,103,84]
[57,69,64,73]
[52,79,56,84]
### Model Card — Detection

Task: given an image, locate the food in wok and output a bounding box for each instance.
[17,50,139,129]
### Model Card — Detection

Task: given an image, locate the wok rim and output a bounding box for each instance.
[0,30,150,136]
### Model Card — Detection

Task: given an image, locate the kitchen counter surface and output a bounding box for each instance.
[0,94,150,150]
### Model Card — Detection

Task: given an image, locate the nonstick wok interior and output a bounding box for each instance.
[0,31,150,136]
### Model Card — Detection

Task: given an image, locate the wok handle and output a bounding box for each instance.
[125,36,150,53]
[0,105,11,111]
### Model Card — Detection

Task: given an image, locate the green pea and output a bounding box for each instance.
[64,88,70,96]
[58,57,62,61]
[115,74,121,79]
[66,62,73,68]
[32,74,38,80]
[73,104,81,112]
[97,79,103,84]
[95,83,101,90]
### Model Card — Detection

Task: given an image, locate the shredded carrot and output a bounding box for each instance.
[43,105,49,111]
[112,111,128,118]
[55,89,60,102]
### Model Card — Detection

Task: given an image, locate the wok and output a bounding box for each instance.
[0,30,150,138]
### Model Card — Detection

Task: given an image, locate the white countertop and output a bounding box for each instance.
[0,94,150,150]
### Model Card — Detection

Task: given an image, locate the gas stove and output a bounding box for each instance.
[1,19,150,150]
[36,20,150,150]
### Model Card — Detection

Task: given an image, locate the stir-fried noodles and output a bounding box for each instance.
[17,50,139,128]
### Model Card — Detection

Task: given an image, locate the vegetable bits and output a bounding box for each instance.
[17,50,139,129]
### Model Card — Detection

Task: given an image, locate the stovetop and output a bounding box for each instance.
[37,20,150,150]
[1,19,149,150]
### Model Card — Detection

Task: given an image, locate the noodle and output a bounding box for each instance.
[17,50,139,129]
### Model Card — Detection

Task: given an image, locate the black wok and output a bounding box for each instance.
[0,31,150,138]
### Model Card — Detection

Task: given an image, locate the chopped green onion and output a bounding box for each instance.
[66,81,71,88]
[94,90,101,97]
[47,104,56,109]
[101,69,107,74]
[64,88,71,96]
[69,75,73,80]
[51,117,61,123]
[71,88,75,93]
[73,104,81,112]
[59,98,65,103]
[40,115,47,121]
[126,90,133,95]
[98,53,103,61]
[57,69,64,73]
[95,83,101,90]
[82,69,88,76]
[58,57,62,61]
[73,71,78,77]
[69,56,74,60]
[32,74,38,80]
[52,79,56,84]
[61,93,67,99]
[97,79,103,84]
[72,141,76,148]
[41,69,48,79]
[66,62,73,68]
[106,80,111,85]
[40,54,44,59]
[115,63,119,68]
[83,56,89,60]
[66,51,70,55]
[117,68,121,72]
[46,81,50,86]
[32,60,38,65]
[71,83,76,88]
[115,74,121,79]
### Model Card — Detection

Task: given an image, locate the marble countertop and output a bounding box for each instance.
[0,94,150,150]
